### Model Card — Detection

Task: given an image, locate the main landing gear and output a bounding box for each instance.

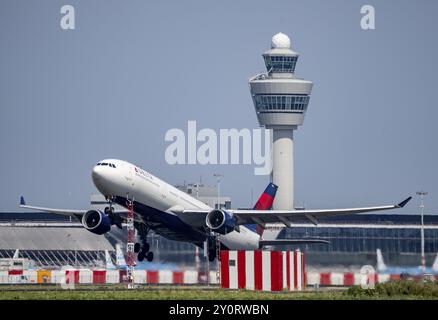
[135,224,153,262]
[206,236,218,262]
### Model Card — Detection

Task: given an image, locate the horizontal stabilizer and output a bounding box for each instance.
[259,238,329,248]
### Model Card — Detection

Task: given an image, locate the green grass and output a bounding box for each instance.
[0,288,344,300]
[1,281,438,300]
[346,280,438,299]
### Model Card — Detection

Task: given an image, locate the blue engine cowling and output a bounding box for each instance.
[205,209,236,234]
[81,210,112,235]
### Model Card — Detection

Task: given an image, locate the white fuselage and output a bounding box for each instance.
[91,159,260,250]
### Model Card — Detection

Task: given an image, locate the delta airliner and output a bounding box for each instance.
[20,159,411,262]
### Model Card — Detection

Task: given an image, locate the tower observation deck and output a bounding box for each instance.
[249,33,313,210]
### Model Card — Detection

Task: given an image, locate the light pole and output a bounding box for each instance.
[213,173,223,209]
[416,191,428,272]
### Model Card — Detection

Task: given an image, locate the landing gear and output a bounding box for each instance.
[208,251,216,262]
[205,235,218,262]
[146,251,153,262]
[104,196,123,229]
[135,223,153,262]
[137,245,153,262]
[138,250,145,262]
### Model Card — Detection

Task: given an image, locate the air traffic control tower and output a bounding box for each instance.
[249,33,313,210]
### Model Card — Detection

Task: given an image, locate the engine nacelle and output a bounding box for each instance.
[82,210,112,235]
[205,209,236,235]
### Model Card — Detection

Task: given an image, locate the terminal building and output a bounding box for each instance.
[276,214,438,267]
[1,208,437,269]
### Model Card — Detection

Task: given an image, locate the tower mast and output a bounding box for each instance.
[249,33,313,209]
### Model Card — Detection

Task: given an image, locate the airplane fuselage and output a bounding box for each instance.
[91,159,260,250]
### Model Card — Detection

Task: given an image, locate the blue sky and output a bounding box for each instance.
[0,0,437,213]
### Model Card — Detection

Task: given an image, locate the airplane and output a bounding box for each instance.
[376,248,438,276]
[20,158,412,262]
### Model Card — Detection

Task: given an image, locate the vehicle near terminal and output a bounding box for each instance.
[20,159,411,262]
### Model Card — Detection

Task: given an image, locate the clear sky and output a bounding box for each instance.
[0,0,437,213]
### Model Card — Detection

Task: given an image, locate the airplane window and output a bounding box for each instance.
[112,164,117,168]
[101,163,108,166]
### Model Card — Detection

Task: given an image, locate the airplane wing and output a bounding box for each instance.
[177,197,412,227]
[19,196,86,216]
[259,239,329,247]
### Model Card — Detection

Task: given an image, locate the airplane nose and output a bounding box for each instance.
[91,165,103,184]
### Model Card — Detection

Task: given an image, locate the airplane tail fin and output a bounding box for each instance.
[105,250,116,269]
[376,248,387,271]
[247,183,278,236]
[115,243,128,267]
[432,252,438,272]
[253,183,278,211]
[12,249,19,259]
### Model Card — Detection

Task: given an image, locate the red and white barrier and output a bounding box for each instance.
[220,250,305,291]
[304,272,431,286]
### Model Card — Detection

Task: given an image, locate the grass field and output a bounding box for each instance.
[0,281,438,300]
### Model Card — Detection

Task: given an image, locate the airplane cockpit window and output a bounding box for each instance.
[96,162,116,168]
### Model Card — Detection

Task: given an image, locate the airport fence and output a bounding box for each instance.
[0,269,219,286]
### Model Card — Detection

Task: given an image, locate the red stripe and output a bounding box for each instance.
[173,271,184,284]
[286,252,290,290]
[293,251,298,289]
[320,273,331,286]
[301,252,305,287]
[254,251,263,290]
[254,193,274,210]
[390,274,401,281]
[119,270,127,283]
[147,271,159,284]
[220,251,229,288]
[270,251,282,291]
[8,270,23,275]
[93,270,106,284]
[344,273,354,286]
[66,270,79,284]
[237,251,246,289]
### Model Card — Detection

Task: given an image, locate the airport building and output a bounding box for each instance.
[276,214,438,267]
[1,209,437,269]
[175,183,231,210]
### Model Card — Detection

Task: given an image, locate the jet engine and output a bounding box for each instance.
[205,209,237,235]
[82,210,112,235]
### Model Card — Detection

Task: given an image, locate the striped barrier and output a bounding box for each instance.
[0,269,220,285]
[1,269,436,286]
[220,250,305,291]
[306,272,438,286]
